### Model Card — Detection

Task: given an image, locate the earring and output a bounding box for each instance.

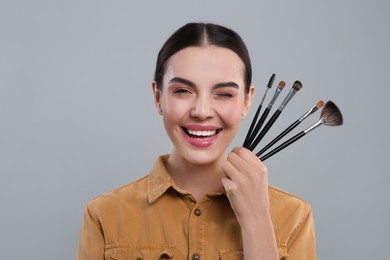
[158,104,163,115]
[242,112,247,119]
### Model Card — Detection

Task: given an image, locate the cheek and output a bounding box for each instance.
[162,98,190,123]
[218,101,244,126]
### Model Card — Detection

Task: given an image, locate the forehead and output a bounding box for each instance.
[163,46,245,86]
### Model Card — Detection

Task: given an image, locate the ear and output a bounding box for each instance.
[243,84,255,118]
[152,81,163,115]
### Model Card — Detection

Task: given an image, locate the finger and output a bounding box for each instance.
[227,151,245,167]
[227,151,254,174]
[232,147,268,176]
[222,160,240,182]
[232,147,262,168]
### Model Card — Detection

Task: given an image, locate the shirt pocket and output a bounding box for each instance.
[219,249,243,260]
[105,244,175,260]
[219,247,287,260]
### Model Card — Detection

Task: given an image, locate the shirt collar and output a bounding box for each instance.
[147,155,184,203]
[147,155,227,203]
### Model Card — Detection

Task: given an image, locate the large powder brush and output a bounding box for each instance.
[259,101,343,161]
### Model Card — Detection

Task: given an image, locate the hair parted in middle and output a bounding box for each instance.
[153,22,252,93]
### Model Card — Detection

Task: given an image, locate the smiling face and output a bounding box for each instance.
[153,46,254,166]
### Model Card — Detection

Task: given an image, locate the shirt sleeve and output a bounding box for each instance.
[284,209,316,260]
[77,203,105,260]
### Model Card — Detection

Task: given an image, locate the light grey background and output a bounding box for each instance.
[1,0,389,259]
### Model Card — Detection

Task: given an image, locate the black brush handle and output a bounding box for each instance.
[244,107,271,149]
[256,119,301,157]
[249,110,282,151]
[243,104,262,147]
[260,131,306,161]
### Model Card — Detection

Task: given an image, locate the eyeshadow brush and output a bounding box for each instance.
[256,100,324,157]
[244,80,286,149]
[243,73,275,148]
[249,81,303,151]
[259,100,343,161]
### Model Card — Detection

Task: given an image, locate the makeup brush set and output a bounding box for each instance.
[243,73,343,161]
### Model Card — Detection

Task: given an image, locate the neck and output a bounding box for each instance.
[166,151,226,201]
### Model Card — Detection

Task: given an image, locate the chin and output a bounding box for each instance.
[180,148,227,166]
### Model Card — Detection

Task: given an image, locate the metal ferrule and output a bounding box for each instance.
[260,88,270,106]
[278,89,297,111]
[267,87,283,109]
[304,118,325,134]
[298,104,318,122]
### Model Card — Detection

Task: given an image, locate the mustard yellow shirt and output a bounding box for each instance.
[78,155,316,259]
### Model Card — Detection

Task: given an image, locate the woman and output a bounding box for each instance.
[78,23,316,260]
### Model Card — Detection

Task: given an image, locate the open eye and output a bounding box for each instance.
[173,88,192,95]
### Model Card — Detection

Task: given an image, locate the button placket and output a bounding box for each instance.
[188,200,211,260]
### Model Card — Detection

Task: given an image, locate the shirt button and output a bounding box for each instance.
[192,253,200,260]
[194,208,201,216]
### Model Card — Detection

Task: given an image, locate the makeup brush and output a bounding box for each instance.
[249,81,303,151]
[259,101,343,161]
[256,100,324,157]
[243,73,275,148]
[244,81,286,149]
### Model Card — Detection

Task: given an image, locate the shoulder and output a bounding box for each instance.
[268,185,314,249]
[86,175,149,217]
[84,155,172,219]
[268,185,312,214]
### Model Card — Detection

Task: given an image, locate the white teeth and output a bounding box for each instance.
[188,129,217,137]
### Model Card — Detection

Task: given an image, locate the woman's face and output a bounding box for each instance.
[153,46,254,165]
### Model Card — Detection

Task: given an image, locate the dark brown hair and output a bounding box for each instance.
[153,23,252,93]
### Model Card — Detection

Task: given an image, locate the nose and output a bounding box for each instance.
[190,94,214,120]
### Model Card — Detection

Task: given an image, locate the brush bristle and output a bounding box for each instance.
[267,73,276,88]
[278,81,286,88]
[320,101,343,126]
[292,80,303,91]
[316,100,324,109]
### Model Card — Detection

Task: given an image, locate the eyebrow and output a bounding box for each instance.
[168,77,239,89]
[169,77,195,88]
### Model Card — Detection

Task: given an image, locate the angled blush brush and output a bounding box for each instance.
[243,73,276,148]
[244,80,286,149]
[256,100,324,157]
[259,100,343,161]
[249,81,303,151]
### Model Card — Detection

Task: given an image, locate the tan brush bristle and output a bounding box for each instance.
[292,80,303,91]
[320,101,343,126]
[316,100,324,109]
[278,81,286,88]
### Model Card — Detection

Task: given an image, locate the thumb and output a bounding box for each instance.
[221,176,236,193]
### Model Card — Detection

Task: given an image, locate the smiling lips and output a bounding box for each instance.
[181,125,222,148]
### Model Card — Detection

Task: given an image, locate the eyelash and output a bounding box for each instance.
[172,88,234,98]
[216,93,233,98]
[173,88,192,94]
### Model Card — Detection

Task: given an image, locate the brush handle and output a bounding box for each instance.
[259,131,306,161]
[256,119,301,156]
[249,110,282,151]
[244,107,271,149]
[243,104,262,147]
